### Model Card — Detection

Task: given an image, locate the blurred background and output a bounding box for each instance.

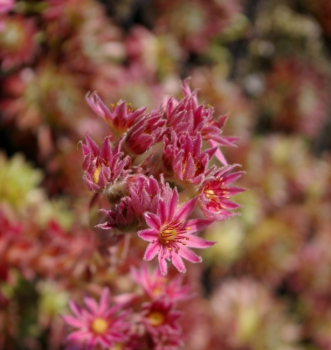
[1,0,331,349]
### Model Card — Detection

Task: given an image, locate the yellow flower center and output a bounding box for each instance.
[91,317,108,335]
[147,312,165,327]
[161,227,177,243]
[205,189,216,199]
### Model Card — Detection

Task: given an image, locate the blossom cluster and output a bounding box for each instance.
[82,80,244,276]
[63,265,190,350]
[2,0,331,350]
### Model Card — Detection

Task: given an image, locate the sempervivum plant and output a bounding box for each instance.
[81,79,245,276]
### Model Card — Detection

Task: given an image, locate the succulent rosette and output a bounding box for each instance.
[0,15,37,69]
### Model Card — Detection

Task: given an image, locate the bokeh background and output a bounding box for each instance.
[1,0,331,349]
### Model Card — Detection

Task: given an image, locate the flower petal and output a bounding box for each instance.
[69,300,83,318]
[62,316,86,329]
[138,229,158,242]
[85,134,100,157]
[174,197,198,222]
[144,241,160,261]
[171,253,186,273]
[99,289,110,314]
[84,296,98,313]
[185,219,213,233]
[185,234,216,249]
[157,200,167,224]
[209,139,228,165]
[179,246,202,263]
[168,188,178,222]
[144,212,161,230]
[158,250,168,276]
[222,171,244,185]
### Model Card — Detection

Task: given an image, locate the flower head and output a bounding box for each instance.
[138,188,215,275]
[131,265,191,302]
[86,92,146,137]
[127,175,172,221]
[163,132,216,185]
[98,175,172,233]
[124,109,166,155]
[98,196,137,233]
[164,80,238,165]
[141,299,182,336]
[63,288,130,350]
[82,134,131,192]
[199,164,245,220]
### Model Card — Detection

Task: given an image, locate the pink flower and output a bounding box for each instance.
[63,289,130,350]
[131,265,191,302]
[81,134,131,192]
[98,175,172,232]
[164,80,238,165]
[124,109,166,154]
[199,164,245,220]
[98,196,137,232]
[138,188,215,275]
[128,175,172,220]
[86,92,146,136]
[141,299,182,336]
[163,132,216,185]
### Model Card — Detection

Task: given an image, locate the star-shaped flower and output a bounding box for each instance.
[138,188,215,275]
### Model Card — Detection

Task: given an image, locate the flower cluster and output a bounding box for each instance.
[63,265,190,350]
[82,80,244,275]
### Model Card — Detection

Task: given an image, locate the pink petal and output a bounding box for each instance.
[222,171,244,185]
[219,199,242,210]
[86,92,108,118]
[144,213,161,230]
[85,134,100,157]
[209,140,228,165]
[144,241,160,261]
[86,337,97,349]
[84,296,98,313]
[179,246,202,263]
[168,188,178,222]
[100,137,112,162]
[67,330,90,342]
[62,316,86,329]
[138,229,159,242]
[182,153,196,180]
[185,234,216,249]
[99,289,110,314]
[174,197,198,222]
[157,200,167,224]
[171,253,186,273]
[185,219,213,233]
[69,300,83,318]
[226,187,246,195]
[158,250,168,276]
